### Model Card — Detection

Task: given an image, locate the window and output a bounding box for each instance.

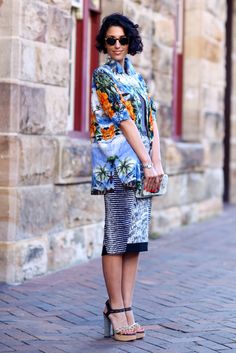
[173,0,184,139]
[68,0,100,136]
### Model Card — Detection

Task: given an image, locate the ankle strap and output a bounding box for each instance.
[124,307,132,312]
[105,300,125,316]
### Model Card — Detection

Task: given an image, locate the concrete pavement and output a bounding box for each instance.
[0,205,236,353]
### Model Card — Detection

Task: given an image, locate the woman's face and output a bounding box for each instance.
[105,26,129,66]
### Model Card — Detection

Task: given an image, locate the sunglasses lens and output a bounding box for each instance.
[119,37,129,45]
[106,38,116,46]
[105,37,129,46]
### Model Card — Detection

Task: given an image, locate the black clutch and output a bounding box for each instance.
[136,174,168,199]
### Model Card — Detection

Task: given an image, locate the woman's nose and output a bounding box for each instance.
[114,40,120,48]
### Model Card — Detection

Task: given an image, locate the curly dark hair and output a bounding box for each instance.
[96,13,143,56]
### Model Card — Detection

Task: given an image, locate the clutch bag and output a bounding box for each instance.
[136,174,168,199]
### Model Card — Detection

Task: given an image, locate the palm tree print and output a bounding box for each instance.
[107,156,118,164]
[94,165,109,182]
[116,158,134,176]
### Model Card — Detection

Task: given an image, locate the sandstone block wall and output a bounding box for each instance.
[0,0,232,284]
[0,0,104,284]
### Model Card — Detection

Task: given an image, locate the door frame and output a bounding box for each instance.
[223,0,233,202]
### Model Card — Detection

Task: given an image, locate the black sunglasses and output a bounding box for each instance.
[105,36,129,46]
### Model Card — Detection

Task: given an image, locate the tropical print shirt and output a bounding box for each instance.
[90,56,157,195]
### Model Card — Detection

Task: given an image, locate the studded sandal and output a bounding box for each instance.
[125,306,145,339]
[103,300,136,341]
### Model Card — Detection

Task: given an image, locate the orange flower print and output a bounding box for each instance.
[149,110,154,131]
[91,111,96,123]
[101,125,115,141]
[90,123,96,138]
[124,100,136,121]
[114,84,136,121]
[97,90,114,118]
[90,112,96,137]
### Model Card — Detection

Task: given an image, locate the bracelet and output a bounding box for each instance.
[143,162,153,169]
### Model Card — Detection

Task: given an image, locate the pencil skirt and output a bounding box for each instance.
[102,173,152,255]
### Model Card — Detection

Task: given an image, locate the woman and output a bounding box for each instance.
[90,13,164,341]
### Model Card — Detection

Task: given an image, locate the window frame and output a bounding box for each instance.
[68,10,77,131]
[68,0,100,138]
[172,0,185,140]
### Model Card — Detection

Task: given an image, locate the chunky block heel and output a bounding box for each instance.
[103,313,111,337]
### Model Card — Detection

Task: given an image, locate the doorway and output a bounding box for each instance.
[223,0,233,202]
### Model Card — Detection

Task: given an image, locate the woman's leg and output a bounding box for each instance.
[121,252,140,325]
[102,254,128,329]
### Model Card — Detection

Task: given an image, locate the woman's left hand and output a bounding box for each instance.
[152,162,165,192]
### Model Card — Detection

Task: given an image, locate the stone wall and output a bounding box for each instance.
[0,0,104,283]
[0,0,230,283]
[178,0,226,223]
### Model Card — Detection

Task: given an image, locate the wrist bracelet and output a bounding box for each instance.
[143,162,153,169]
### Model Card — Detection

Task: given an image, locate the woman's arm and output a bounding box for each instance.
[137,74,164,181]
[120,119,151,165]
[151,120,164,177]
[120,119,159,192]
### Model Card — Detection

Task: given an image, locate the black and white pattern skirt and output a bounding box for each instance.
[102,172,152,255]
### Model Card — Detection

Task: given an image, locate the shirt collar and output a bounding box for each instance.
[105,56,136,75]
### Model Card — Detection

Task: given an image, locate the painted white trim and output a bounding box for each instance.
[176,0,184,55]
[67,10,77,131]
[71,0,82,9]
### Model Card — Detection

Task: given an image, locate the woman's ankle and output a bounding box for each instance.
[125,309,135,325]
[108,311,128,329]
[109,299,124,309]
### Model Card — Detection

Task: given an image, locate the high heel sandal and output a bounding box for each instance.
[103,300,136,341]
[125,306,145,339]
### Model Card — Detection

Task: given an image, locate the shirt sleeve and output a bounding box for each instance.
[93,69,131,127]
[138,73,158,123]
[150,97,158,123]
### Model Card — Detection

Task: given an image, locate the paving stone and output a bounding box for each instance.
[190,348,219,353]
[0,206,236,351]
[0,342,15,352]
[224,343,236,349]
[199,333,235,345]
